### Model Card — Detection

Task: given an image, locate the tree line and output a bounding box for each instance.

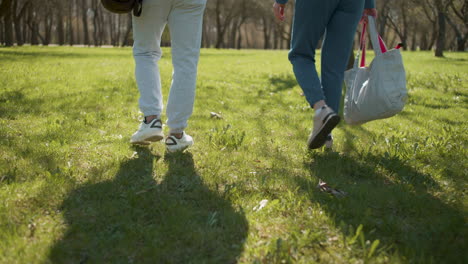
[0,0,466,57]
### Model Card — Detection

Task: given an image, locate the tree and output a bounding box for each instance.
[12,0,30,46]
[0,0,464,52]
[434,0,453,57]
[81,0,90,45]
[447,0,467,51]
[1,0,13,46]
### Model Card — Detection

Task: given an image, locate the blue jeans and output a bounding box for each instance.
[289,0,364,113]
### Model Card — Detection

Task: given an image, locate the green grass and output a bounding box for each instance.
[0,46,467,264]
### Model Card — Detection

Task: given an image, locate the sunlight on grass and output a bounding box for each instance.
[0,47,467,263]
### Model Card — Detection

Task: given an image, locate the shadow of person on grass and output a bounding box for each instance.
[268,74,297,92]
[295,150,466,263]
[49,147,248,263]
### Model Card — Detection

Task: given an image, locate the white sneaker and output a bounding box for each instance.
[130,119,164,145]
[308,106,340,149]
[165,132,194,152]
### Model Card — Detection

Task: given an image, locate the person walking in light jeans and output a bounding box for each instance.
[130,0,207,152]
[273,0,377,149]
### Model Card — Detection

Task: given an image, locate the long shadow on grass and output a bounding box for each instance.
[296,150,466,263]
[48,147,248,263]
[0,89,45,119]
[268,73,297,92]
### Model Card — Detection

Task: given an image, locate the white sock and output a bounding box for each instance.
[315,106,326,116]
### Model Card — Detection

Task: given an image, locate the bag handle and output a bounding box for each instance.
[350,22,367,69]
[358,16,388,67]
[359,22,367,67]
[368,16,387,55]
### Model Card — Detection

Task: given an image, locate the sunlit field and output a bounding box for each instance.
[0,46,467,263]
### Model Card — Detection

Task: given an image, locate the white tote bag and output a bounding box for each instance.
[344,17,407,125]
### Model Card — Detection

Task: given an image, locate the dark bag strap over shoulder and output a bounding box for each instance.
[134,0,143,17]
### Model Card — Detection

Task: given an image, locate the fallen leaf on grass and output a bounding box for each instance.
[317,180,347,198]
[135,186,157,195]
[210,112,223,119]
[253,199,269,211]
[28,223,36,238]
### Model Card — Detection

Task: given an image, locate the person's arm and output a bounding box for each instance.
[364,0,375,9]
[273,0,288,21]
[362,0,377,23]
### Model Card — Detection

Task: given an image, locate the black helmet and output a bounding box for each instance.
[101,0,143,17]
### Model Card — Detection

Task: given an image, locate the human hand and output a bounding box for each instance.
[273,3,286,21]
[360,8,377,23]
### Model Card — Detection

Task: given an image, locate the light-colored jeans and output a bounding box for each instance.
[132,0,206,133]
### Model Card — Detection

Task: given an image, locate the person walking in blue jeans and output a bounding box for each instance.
[273,0,377,149]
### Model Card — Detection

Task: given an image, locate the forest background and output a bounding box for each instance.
[0,0,466,57]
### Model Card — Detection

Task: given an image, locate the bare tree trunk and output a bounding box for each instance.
[122,13,132,46]
[68,0,74,45]
[387,2,409,50]
[237,25,242,49]
[421,1,438,51]
[3,3,13,46]
[215,0,224,48]
[446,15,466,51]
[0,19,4,45]
[244,25,251,48]
[115,14,122,46]
[109,13,115,46]
[92,0,99,46]
[15,0,31,46]
[0,0,13,19]
[29,20,39,45]
[262,16,271,49]
[42,7,53,46]
[428,28,437,50]
[410,28,417,51]
[389,33,398,48]
[420,32,429,50]
[57,7,65,45]
[98,7,105,45]
[12,0,21,46]
[22,11,27,42]
[377,0,391,39]
[75,0,81,44]
[435,10,446,57]
[82,0,90,45]
[13,20,22,46]
[201,14,208,48]
[229,18,237,49]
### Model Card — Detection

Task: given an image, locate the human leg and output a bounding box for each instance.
[321,0,364,113]
[165,0,206,135]
[132,0,171,118]
[131,0,171,144]
[288,0,344,149]
[289,0,337,108]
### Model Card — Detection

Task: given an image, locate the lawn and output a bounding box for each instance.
[0,46,467,264]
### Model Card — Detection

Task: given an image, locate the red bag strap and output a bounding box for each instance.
[378,35,387,53]
[359,18,388,67]
[360,22,367,67]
